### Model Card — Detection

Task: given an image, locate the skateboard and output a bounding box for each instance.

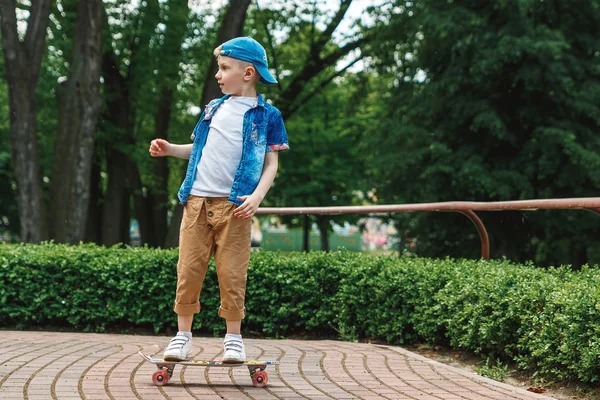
[138,351,279,388]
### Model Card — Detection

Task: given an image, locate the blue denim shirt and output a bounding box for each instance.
[178,93,289,205]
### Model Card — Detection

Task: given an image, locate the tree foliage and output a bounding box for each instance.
[273,72,369,250]
[1,0,599,266]
[365,0,600,266]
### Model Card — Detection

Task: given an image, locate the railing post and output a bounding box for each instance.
[456,210,490,260]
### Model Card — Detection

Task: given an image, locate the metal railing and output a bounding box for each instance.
[257,197,600,259]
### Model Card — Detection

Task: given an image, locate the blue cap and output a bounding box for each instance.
[219,37,277,85]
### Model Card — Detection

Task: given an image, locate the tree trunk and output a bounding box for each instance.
[572,248,588,270]
[101,51,133,246]
[303,215,310,252]
[102,148,131,246]
[148,86,173,247]
[99,0,167,247]
[50,0,104,243]
[317,215,330,252]
[0,0,52,242]
[6,87,47,243]
[165,0,252,248]
[128,156,154,245]
[85,156,103,244]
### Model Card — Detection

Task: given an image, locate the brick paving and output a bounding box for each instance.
[0,331,553,399]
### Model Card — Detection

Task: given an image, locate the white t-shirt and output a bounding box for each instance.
[191,96,256,197]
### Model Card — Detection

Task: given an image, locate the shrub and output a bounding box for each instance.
[2,243,600,382]
[0,243,179,332]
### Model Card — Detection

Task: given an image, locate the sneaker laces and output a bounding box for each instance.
[224,338,243,352]
[166,336,189,351]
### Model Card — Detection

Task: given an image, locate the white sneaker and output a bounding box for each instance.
[222,334,246,363]
[163,334,192,361]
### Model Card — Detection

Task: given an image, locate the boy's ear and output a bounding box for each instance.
[244,65,258,82]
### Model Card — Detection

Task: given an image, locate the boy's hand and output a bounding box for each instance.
[234,195,261,219]
[149,138,170,157]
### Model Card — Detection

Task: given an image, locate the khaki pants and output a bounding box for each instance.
[173,196,251,320]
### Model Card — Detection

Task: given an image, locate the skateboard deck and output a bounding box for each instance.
[138,351,279,387]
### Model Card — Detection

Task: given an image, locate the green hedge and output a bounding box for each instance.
[2,243,600,383]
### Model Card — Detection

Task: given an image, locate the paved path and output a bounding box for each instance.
[0,331,552,400]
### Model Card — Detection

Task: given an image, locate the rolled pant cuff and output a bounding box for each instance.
[173,302,201,315]
[218,306,245,320]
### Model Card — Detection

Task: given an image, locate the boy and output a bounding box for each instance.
[149,37,289,362]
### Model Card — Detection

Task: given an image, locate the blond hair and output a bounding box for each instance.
[213,45,251,68]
